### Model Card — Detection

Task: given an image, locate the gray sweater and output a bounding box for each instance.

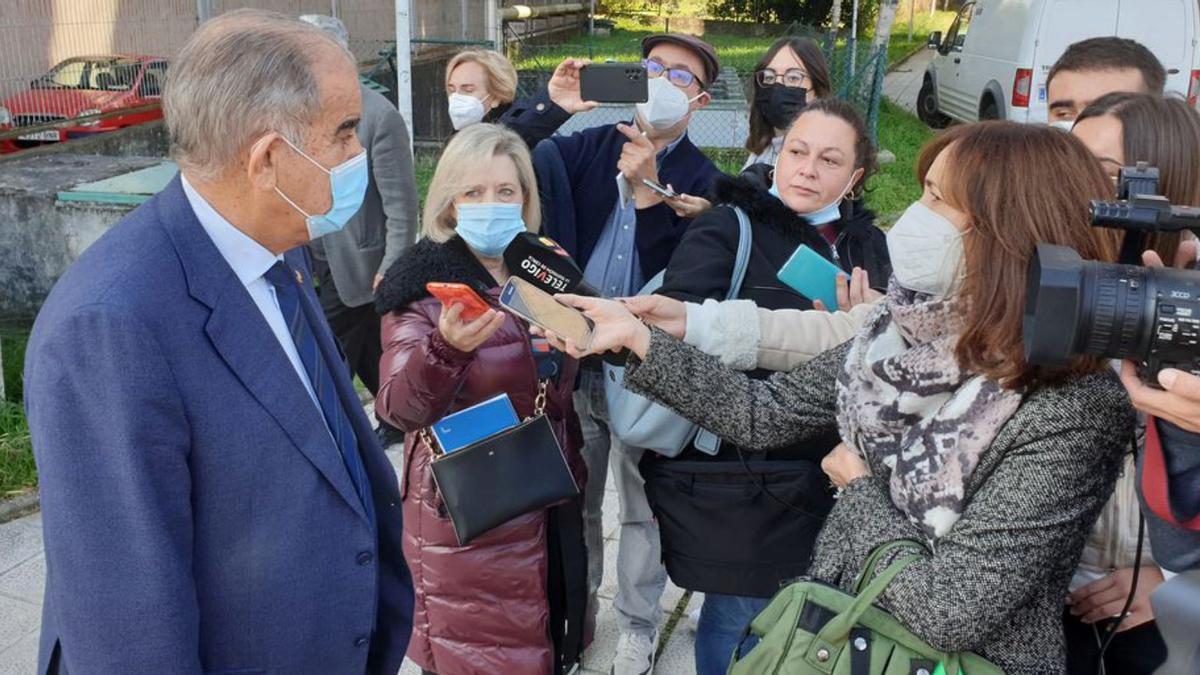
[625,330,1135,675]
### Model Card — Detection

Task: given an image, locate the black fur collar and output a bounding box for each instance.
[374,236,496,314]
[712,172,879,241]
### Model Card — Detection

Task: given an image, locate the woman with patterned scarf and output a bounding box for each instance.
[540,122,1135,674]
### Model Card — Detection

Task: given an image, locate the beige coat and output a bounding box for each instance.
[683,297,877,372]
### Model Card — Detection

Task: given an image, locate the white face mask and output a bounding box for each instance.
[448,93,488,130]
[886,201,967,297]
[636,76,701,130]
[1049,119,1074,132]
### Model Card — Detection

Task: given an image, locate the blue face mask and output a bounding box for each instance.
[275,136,369,240]
[770,172,855,226]
[455,202,526,257]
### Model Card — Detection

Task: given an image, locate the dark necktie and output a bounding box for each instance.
[264,260,375,530]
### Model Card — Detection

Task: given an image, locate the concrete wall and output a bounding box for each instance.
[0,152,150,318]
[0,118,169,317]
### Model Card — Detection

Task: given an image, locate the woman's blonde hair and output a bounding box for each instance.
[444,49,518,105]
[422,123,541,243]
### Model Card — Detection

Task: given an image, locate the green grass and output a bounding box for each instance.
[510,15,782,75]
[867,98,932,219]
[883,8,958,69]
[0,330,34,498]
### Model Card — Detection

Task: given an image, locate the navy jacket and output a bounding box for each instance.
[24,177,414,674]
[534,123,724,281]
[492,88,572,150]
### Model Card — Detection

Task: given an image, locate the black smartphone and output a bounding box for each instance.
[641,178,678,199]
[580,63,648,103]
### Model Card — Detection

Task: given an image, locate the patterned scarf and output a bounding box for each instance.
[836,280,1023,540]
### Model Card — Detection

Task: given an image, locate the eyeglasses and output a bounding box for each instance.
[756,68,809,88]
[643,59,703,90]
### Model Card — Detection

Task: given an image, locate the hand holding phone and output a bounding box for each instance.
[427,282,493,321]
[776,245,844,311]
[641,178,678,199]
[500,277,595,350]
[580,63,648,103]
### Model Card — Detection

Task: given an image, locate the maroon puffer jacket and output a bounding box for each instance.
[374,238,585,675]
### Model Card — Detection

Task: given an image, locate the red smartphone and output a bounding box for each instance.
[426,282,493,321]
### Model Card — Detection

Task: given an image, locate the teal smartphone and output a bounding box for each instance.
[776,244,843,311]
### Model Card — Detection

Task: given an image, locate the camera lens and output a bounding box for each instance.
[1076,263,1155,360]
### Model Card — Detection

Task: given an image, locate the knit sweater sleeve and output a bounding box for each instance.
[809,373,1135,654]
[623,327,845,449]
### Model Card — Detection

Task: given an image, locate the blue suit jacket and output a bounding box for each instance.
[23,177,414,674]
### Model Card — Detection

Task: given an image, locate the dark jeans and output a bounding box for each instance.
[312,259,382,397]
[696,593,771,675]
[1063,608,1167,674]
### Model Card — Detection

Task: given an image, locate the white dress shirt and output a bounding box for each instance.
[181,176,322,412]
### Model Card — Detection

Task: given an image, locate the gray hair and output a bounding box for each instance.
[299,14,350,50]
[164,9,353,181]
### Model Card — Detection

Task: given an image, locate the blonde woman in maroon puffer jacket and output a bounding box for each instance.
[374,124,587,675]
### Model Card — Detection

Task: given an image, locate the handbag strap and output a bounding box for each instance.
[420,380,550,457]
[725,205,754,301]
[854,539,926,594]
[808,553,923,658]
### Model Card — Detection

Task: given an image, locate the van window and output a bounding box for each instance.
[944,2,976,52]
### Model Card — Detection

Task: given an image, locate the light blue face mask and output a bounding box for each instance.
[455,202,526,257]
[770,171,856,226]
[275,136,369,240]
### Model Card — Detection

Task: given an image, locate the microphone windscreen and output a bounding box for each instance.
[504,232,601,297]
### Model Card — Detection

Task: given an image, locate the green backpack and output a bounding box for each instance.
[728,540,1006,675]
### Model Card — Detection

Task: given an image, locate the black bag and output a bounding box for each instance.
[642,452,835,597]
[422,383,580,546]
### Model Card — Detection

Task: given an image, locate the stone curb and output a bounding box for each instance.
[0,491,39,524]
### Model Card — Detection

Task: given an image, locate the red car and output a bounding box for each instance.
[0,55,167,153]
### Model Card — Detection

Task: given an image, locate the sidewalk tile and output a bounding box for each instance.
[0,515,42,575]
[0,594,39,655]
[0,630,39,674]
[0,554,45,605]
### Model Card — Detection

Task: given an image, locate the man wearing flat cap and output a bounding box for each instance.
[531,33,722,675]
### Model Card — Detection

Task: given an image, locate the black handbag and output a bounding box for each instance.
[421,382,580,546]
[642,451,835,597]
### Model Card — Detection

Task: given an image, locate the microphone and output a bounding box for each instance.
[503,232,602,298]
[504,232,630,365]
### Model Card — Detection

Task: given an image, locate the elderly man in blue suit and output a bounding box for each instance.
[23,9,413,674]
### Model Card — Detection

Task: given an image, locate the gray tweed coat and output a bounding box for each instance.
[624,330,1135,675]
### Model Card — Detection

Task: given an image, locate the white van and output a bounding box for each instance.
[916,0,1200,126]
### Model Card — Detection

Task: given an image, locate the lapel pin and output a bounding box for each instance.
[294,270,303,285]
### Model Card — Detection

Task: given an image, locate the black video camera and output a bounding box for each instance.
[1023,163,1200,382]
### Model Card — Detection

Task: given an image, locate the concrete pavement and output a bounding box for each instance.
[884,47,935,116]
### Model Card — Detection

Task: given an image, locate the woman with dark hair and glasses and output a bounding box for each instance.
[744,37,833,169]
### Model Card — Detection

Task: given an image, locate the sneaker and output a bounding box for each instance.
[611,630,657,675]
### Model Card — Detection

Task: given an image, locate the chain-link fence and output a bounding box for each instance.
[505,18,888,154]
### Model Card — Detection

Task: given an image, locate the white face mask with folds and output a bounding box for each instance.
[448,93,489,130]
[886,200,968,297]
[636,76,702,130]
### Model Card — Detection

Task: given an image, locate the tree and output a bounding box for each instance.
[829,0,845,32]
[872,0,900,49]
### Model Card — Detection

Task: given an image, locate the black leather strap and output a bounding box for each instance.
[849,628,871,675]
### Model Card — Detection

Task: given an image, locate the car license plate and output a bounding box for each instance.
[18,130,60,142]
